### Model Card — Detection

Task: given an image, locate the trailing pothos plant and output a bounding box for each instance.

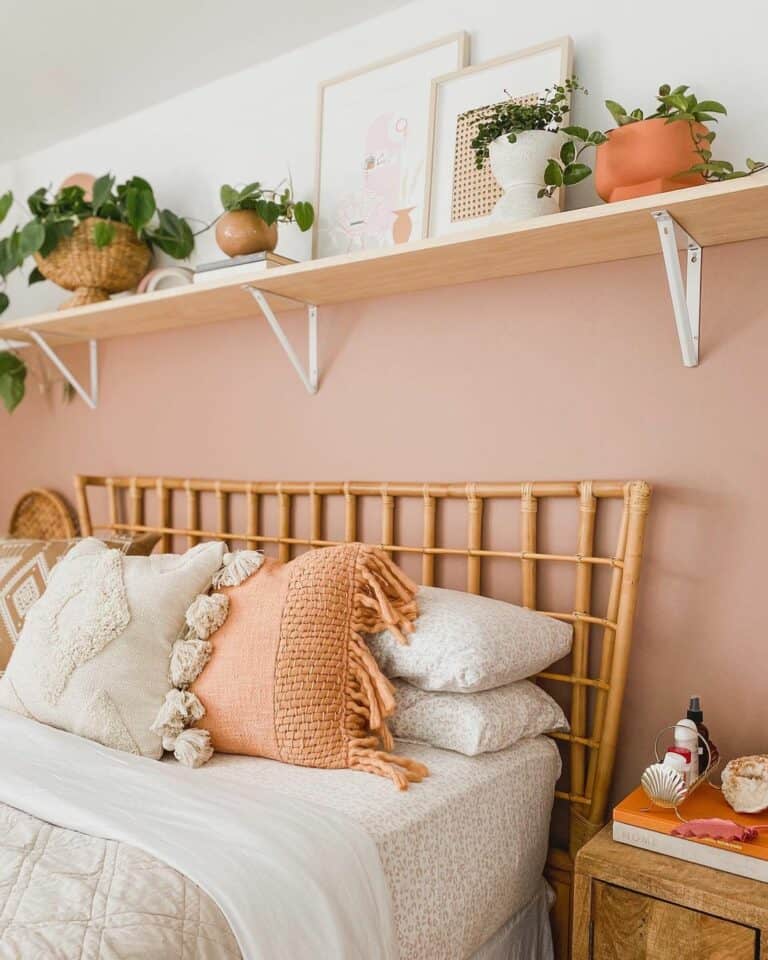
[219,180,314,230]
[0,174,197,411]
[605,85,767,182]
[466,77,608,199]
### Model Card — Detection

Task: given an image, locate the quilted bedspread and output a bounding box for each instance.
[0,805,240,959]
[0,710,397,960]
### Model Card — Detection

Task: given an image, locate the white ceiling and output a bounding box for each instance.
[0,0,411,164]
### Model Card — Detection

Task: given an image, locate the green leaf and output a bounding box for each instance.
[124,186,156,233]
[92,221,115,248]
[658,84,671,96]
[26,188,48,217]
[293,201,314,232]
[0,292,8,314]
[630,108,644,120]
[604,100,627,124]
[38,219,73,258]
[27,266,45,285]
[506,132,517,144]
[695,100,727,115]
[671,85,690,95]
[589,131,609,145]
[91,174,115,214]
[563,162,592,186]
[561,125,589,141]
[238,182,261,199]
[18,220,45,258]
[560,140,576,165]
[0,192,12,224]
[0,351,26,412]
[544,159,563,188]
[220,184,239,211]
[149,210,194,259]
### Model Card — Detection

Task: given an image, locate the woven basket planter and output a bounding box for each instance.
[34,218,152,310]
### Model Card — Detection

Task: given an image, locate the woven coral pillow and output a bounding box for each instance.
[191,544,428,789]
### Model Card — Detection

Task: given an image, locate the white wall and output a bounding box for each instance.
[1,0,766,320]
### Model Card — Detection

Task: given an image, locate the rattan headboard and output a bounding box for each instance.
[74,475,650,869]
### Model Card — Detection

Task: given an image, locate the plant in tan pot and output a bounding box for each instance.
[0,174,196,411]
[596,85,767,202]
[215,181,314,256]
[0,174,195,312]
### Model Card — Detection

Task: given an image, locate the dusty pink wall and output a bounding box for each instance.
[2,238,767,803]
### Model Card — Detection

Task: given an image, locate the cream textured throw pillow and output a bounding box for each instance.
[390,678,569,756]
[368,585,573,692]
[0,538,225,758]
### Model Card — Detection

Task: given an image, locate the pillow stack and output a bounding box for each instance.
[367,585,572,756]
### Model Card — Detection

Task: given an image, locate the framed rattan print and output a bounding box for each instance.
[313,33,469,259]
[424,37,572,239]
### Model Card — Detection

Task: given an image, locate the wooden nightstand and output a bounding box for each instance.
[573,824,768,959]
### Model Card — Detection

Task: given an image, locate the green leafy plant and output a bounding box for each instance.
[465,77,608,198]
[605,85,767,182]
[0,174,196,317]
[0,174,197,411]
[219,181,314,231]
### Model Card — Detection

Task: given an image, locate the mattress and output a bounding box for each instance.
[192,735,561,959]
[0,736,560,960]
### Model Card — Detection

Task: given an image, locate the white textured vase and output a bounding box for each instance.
[488,130,566,223]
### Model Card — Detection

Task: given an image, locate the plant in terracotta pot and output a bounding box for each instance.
[596,85,767,202]
[467,77,607,221]
[215,181,314,256]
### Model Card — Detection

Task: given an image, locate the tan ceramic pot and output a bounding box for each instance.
[215,210,278,257]
[595,117,708,203]
[34,218,152,310]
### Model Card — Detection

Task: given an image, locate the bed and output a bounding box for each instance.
[0,475,651,959]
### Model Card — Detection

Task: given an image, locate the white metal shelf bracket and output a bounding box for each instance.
[22,329,99,409]
[652,209,702,367]
[244,286,318,394]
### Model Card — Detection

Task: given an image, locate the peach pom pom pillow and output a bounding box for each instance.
[191,543,429,789]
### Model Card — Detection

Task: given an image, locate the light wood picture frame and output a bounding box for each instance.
[313,33,469,259]
[424,37,573,239]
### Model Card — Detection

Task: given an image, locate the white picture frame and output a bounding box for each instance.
[313,33,469,259]
[424,37,573,239]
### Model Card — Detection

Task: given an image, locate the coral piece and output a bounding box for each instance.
[672,818,760,843]
[722,755,768,814]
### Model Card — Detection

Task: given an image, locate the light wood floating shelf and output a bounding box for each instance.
[1,174,766,399]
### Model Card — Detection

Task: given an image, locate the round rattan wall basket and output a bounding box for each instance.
[8,489,78,540]
[34,218,152,310]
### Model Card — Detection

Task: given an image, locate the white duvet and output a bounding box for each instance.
[0,710,397,960]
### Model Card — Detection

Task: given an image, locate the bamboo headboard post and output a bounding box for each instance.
[575,480,651,854]
[73,474,652,920]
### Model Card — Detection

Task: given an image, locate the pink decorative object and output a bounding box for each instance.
[59,173,96,202]
[672,818,762,843]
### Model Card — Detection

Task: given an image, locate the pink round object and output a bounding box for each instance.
[59,173,96,202]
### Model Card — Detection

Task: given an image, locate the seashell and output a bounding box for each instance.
[641,762,687,807]
[722,755,768,814]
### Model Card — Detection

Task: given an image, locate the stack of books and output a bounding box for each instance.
[614,783,768,881]
[193,251,295,285]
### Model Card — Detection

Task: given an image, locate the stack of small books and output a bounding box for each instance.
[193,251,295,285]
[613,783,768,881]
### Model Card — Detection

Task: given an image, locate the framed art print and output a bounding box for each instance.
[313,33,469,258]
[425,37,572,239]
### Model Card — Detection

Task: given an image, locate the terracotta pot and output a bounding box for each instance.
[215,210,278,257]
[34,218,152,310]
[595,117,708,203]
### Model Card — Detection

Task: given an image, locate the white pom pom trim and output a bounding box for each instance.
[185,593,229,640]
[173,728,214,768]
[212,550,265,589]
